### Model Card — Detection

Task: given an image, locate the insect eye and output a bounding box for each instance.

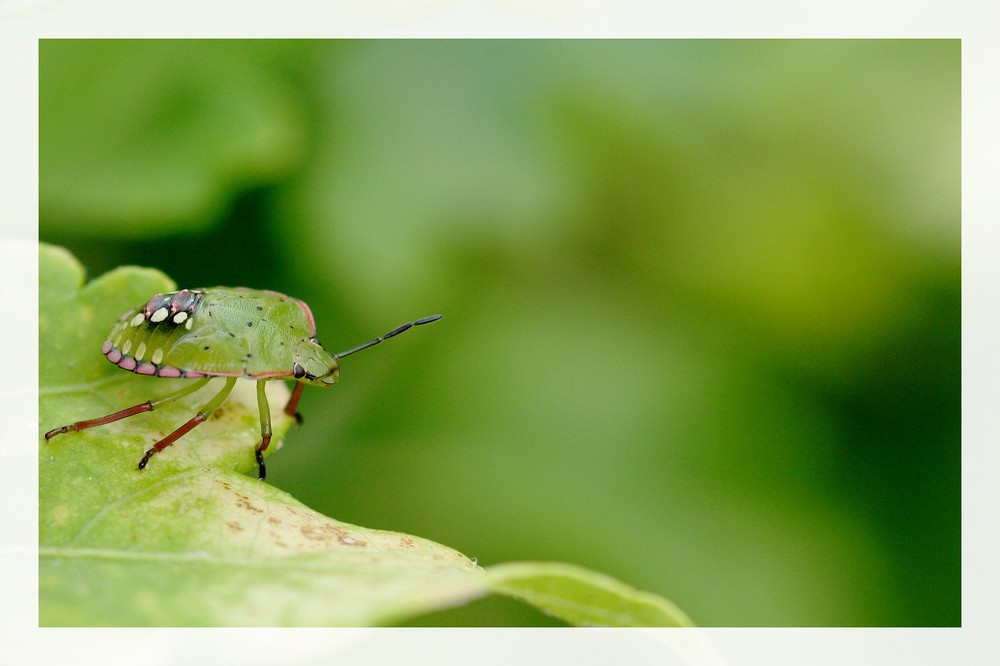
[292,363,306,379]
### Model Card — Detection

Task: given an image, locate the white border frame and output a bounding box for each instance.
[2,2,994,663]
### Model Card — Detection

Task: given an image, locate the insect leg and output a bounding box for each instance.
[44,377,212,441]
[283,381,305,423]
[138,377,237,471]
[254,379,272,480]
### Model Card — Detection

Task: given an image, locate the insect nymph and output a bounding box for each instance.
[44,287,442,479]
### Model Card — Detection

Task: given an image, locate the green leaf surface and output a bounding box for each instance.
[486,562,694,627]
[39,244,691,627]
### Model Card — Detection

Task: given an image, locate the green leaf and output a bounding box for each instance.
[39,243,691,627]
[486,562,694,627]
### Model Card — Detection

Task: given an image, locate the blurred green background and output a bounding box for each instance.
[39,39,960,627]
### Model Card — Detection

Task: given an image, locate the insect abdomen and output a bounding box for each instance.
[103,289,209,378]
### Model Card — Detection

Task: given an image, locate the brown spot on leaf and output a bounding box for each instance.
[236,496,263,513]
[296,522,368,547]
[300,523,336,542]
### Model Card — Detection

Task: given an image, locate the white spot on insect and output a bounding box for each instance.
[135,342,146,361]
[151,348,164,365]
[185,318,194,330]
[150,307,169,323]
[122,339,132,355]
[130,312,145,327]
[173,311,188,324]
[114,332,123,347]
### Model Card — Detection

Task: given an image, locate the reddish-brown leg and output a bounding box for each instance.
[45,402,153,440]
[137,414,206,469]
[44,377,212,441]
[284,381,305,424]
[136,377,236,471]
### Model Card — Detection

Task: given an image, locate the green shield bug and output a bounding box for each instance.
[44,287,442,479]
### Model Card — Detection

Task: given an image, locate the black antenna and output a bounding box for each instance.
[333,315,443,359]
